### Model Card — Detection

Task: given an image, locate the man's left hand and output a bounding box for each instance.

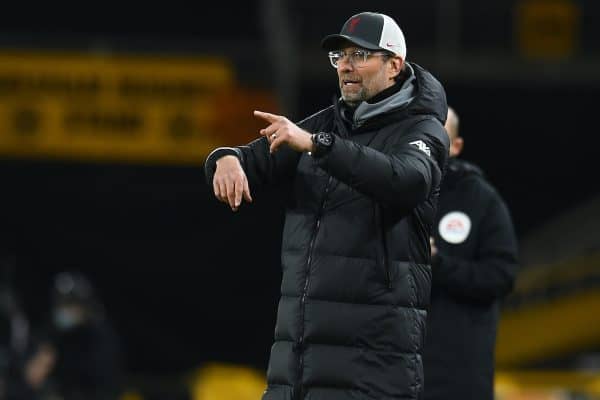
[430,237,438,258]
[254,110,315,154]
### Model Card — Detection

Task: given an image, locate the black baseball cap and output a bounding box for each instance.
[321,12,407,59]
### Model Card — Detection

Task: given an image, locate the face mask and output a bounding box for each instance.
[53,308,82,331]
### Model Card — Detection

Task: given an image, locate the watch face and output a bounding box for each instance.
[318,132,332,146]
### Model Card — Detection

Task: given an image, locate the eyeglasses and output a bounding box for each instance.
[328,49,391,69]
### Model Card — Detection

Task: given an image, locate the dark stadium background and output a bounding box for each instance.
[1,0,598,384]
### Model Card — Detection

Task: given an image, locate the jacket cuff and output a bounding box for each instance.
[204,147,243,185]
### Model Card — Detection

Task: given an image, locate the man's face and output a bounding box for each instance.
[336,46,398,107]
[53,302,86,331]
[444,108,463,157]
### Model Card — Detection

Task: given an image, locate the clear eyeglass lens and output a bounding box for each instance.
[328,51,343,68]
[351,50,369,65]
[328,50,370,68]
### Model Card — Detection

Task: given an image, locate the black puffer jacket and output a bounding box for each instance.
[205,63,449,400]
[423,158,519,400]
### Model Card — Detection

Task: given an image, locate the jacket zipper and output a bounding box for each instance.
[375,203,393,289]
[295,175,333,400]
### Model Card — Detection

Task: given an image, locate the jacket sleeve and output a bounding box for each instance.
[432,193,519,303]
[204,137,300,189]
[203,110,330,189]
[314,118,449,210]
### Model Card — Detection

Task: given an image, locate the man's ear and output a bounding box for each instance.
[389,57,403,80]
[450,136,464,157]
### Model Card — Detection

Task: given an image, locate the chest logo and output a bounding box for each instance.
[438,211,471,244]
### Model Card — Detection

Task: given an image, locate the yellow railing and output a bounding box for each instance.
[496,370,600,399]
[497,288,600,367]
[497,250,600,367]
[120,366,600,400]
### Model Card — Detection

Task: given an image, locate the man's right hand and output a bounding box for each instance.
[213,155,253,211]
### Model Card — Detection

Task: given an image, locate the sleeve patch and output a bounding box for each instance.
[409,140,431,156]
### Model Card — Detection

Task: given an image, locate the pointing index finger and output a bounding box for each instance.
[254,110,281,123]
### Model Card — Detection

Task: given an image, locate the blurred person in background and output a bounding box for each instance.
[48,271,124,400]
[422,106,519,400]
[0,259,32,397]
[205,11,449,400]
[5,337,57,400]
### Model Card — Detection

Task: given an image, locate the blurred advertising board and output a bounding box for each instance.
[0,51,277,164]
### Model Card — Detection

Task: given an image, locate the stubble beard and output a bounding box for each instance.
[341,85,367,107]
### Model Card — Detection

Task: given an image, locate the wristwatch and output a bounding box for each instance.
[310,132,335,157]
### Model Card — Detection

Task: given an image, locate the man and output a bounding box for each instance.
[423,107,519,400]
[205,12,449,400]
[49,271,124,400]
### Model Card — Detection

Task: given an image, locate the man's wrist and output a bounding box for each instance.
[309,135,317,154]
[310,132,334,158]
